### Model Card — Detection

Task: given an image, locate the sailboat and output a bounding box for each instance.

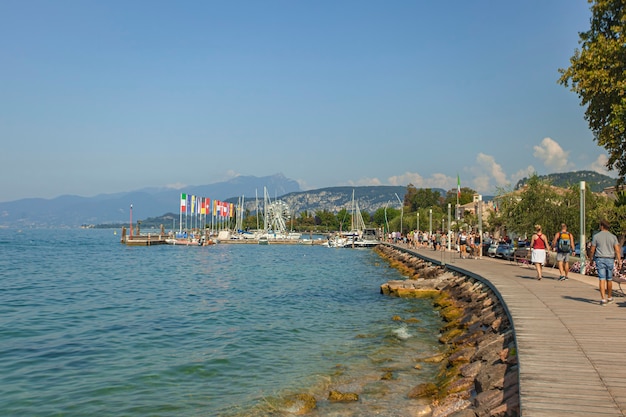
[328,190,379,248]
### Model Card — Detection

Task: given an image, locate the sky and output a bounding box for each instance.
[0,1,613,202]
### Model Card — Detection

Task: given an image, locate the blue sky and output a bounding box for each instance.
[0,1,610,202]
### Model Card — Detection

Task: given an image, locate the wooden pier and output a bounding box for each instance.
[119,227,168,246]
[392,244,626,416]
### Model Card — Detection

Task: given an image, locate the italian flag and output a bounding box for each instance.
[181,193,187,213]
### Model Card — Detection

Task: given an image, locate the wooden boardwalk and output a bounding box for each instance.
[392,245,626,417]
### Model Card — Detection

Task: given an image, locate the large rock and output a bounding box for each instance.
[475,363,508,392]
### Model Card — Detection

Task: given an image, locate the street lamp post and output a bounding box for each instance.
[394,193,403,237]
[580,181,586,273]
[429,209,432,237]
[478,195,483,258]
[447,203,451,251]
[384,201,390,238]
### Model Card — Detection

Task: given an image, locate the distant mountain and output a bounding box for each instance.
[0,174,300,228]
[514,170,616,192]
[93,186,414,229]
[232,186,412,215]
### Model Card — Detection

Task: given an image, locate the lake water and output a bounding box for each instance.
[0,228,444,416]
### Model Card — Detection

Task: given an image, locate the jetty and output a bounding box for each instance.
[389,243,626,417]
[120,226,168,246]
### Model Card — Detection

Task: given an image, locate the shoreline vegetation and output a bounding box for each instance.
[376,245,519,417]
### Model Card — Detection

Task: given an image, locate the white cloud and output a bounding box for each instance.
[510,166,536,185]
[347,177,383,187]
[165,182,187,190]
[463,153,510,194]
[475,153,508,186]
[533,137,572,172]
[386,172,454,189]
[296,179,311,190]
[472,176,491,193]
[589,154,612,176]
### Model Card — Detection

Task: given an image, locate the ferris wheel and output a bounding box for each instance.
[265,199,291,232]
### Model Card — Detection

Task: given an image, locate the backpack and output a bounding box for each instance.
[558,232,572,253]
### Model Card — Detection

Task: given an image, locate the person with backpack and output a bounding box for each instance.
[531,224,551,280]
[553,223,575,281]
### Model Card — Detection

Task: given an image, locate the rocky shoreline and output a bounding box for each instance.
[376,245,520,417]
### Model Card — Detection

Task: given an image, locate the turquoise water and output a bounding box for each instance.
[0,229,444,416]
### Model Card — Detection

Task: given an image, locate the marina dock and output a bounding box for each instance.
[391,244,626,416]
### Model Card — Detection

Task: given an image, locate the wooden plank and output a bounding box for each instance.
[394,245,626,417]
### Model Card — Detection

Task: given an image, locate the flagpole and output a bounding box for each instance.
[179,194,184,234]
[456,173,461,220]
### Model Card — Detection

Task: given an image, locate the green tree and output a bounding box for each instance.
[314,210,338,230]
[559,0,626,182]
[443,187,476,207]
[404,184,417,207]
[336,208,351,231]
[495,175,564,238]
[410,188,441,211]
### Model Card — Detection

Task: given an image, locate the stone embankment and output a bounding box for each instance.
[376,245,520,417]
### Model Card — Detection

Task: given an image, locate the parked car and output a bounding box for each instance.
[487,242,498,257]
[478,238,493,257]
[495,243,516,259]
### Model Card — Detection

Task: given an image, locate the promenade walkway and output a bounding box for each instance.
[392,245,626,417]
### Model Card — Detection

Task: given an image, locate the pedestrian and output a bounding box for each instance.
[589,219,622,306]
[530,224,550,280]
[552,223,575,281]
[458,230,468,259]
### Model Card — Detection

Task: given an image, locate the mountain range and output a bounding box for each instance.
[0,170,616,228]
[0,174,300,228]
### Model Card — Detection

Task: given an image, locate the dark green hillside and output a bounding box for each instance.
[515,170,615,192]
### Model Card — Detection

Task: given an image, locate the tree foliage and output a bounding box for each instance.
[493,174,612,241]
[559,0,626,182]
[409,188,441,211]
[444,187,475,207]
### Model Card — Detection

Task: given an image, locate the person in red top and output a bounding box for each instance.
[531,224,551,280]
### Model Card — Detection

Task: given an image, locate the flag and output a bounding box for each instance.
[191,195,196,214]
[230,203,235,218]
[200,198,206,215]
[457,174,461,201]
[181,193,187,213]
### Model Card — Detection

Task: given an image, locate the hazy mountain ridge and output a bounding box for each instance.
[0,174,300,228]
[1,170,612,228]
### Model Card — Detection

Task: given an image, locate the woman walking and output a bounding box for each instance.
[531,224,551,280]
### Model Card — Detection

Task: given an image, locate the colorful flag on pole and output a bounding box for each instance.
[457,174,461,201]
[181,193,187,213]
